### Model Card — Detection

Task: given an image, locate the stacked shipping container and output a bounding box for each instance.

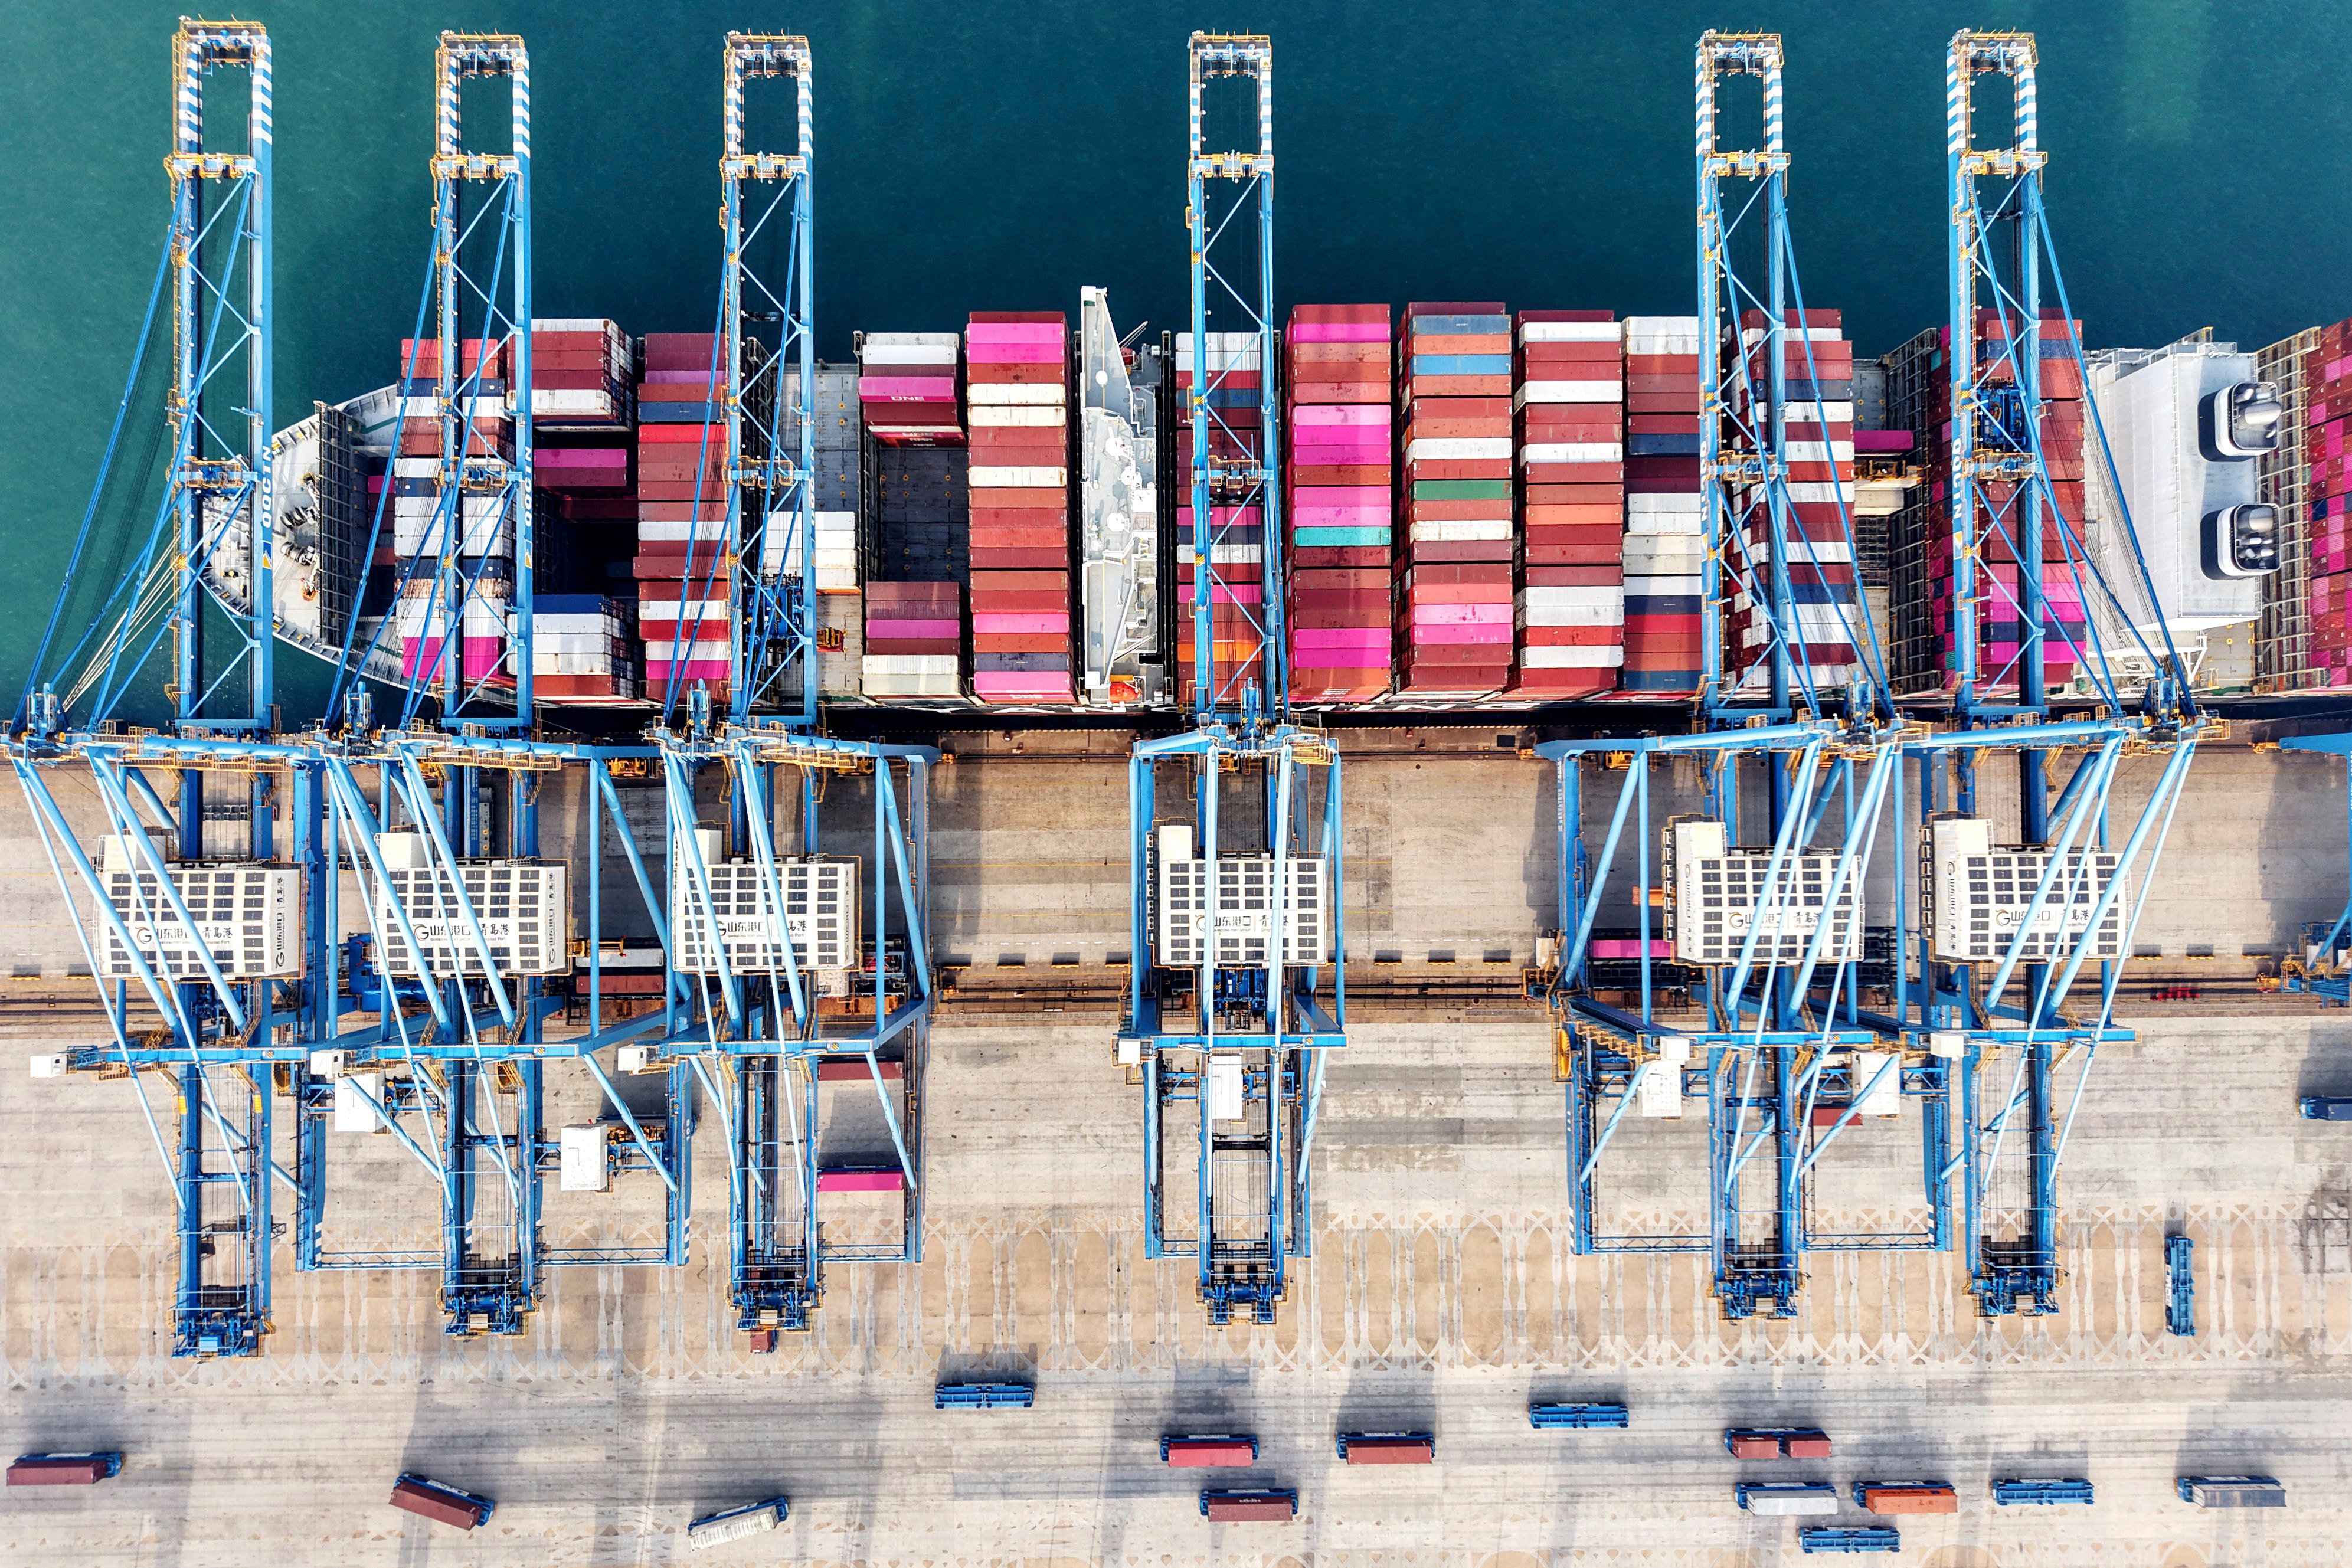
[2302,317,2352,682]
[636,332,733,697]
[862,580,961,698]
[1513,311,1625,698]
[1398,303,1514,697]
[528,319,639,700]
[859,332,963,447]
[1728,310,1863,695]
[391,335,512,687]
[966,313,1074,703]
[1177,332,1268,704]
[1901,310,2091,698]
[1285,306,1392,702]
[1621,316,1706,695]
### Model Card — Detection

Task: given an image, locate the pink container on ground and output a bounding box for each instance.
[814,1169,904,1194]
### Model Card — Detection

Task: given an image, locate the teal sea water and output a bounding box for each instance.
[1,0,2338,711]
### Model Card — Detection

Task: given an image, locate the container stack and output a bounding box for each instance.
[1285,305,1393,702]
[1512,310,1625,699]
[1397,303,1515,698]
[1727,310,1864,696]
[392,336,513,687]
[1910,310,2092,698]
[528,594,637,702]
[1177,331,1268,705]
[1620,316,1707,696]
[859,332,963,447]
[635,331,733,698]
[525,319,634,429]
[966,312,1074,703]
[2310,317,2352,685]
[861,580,963,698]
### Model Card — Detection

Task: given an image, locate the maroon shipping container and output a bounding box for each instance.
[815,1057,904,1082]
[1786,1432,1833,1459]
[7,1456,112,1485]
[1726,1432,1781,1459]
[1202,1491,1297,1522]
[390,1477,490,1530]
[1340,1435,1435,1465]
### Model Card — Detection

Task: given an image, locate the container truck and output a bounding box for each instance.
[1991,1477,2095,1506]
[2178,1475,2286,1508]
[1200,1487,1297,1521]
[1725,1426,1832,1459]
[1735,1481,1840,1515]
[2302,1096,2352,1121]
[1529,1401,1628,1429]
[1161,1435,1257,1467]
[934,1381,1033,1410]
[1799,1526,1902,1555]
[1853,1479,1958,1514]
[1336,1432,1434,1464]
[6,1452,122,1485]
[388,1473,495,1530]
[685,1495,789,1549]
[2165,1234,2196,1335]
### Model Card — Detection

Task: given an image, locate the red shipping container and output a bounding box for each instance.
[969,548,1068,569]
[1525,544,1625,566]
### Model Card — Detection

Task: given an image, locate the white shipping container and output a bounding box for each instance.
[1404,437,1511,461]
[1521,644,1626,669]
[1522,585,1627,614]
[1520,442,1625,464]
[966,383,1067,407]
[1519,320,1622,343]
[967,466,1068,489]
[969,404,1065,427]
[1515,381,1624,405]
[1407,519,1513,542]
[861,654,963,676]
[1626,572,1705,594]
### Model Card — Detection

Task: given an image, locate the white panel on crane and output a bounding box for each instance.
[99,860,302,981]
[1666,820,1863,967]
[1154,853,1331,967]
[670,853,858,975]
[1925,816,2124,963]
[369,844,569,977]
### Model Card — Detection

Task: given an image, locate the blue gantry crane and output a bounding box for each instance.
[1114,32,1345,1326]
[1534,32,1914,1320]
[284,35,698,1337]
[12,19,297,1357]
[1891,30,2204,1316]
[652,35,938,1337]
